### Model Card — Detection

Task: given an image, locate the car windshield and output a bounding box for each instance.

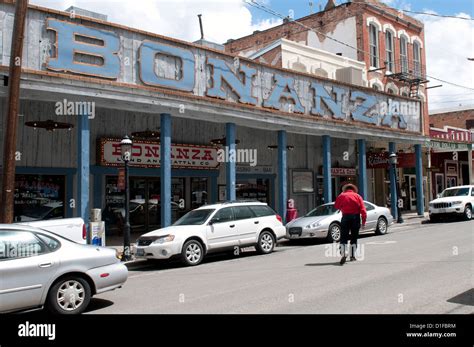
[305,204,338,217]
[173,209,215,226]
[440,188,469,197]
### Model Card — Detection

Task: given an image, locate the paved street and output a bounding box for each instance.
[88,220,473,314]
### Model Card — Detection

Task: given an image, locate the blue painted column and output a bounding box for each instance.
[160,113,172,228]
[226,123,236,201]
[357,139,367,199]
[415,144,424,216]
[77,115,90,242]
[322,135,332,203]
[278,130,287,222]
[388,142,398,220]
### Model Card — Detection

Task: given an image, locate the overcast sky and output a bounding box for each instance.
[29,0,474,112]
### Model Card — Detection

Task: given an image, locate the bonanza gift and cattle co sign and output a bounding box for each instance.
[25,12,421,132]
[99,138,219,169]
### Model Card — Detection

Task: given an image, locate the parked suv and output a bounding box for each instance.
[134,201,286,266]
[429,185,474,222]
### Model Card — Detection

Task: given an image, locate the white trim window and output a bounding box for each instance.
[413,41,421,77]
[385,30,394,72]
[369,24,379,68]
[400,35,408,73]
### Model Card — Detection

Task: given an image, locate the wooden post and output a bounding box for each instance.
[0,0,29,223]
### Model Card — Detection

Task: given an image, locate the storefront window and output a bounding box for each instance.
[14,174,65,222]
[236,178,270,204]
[191,178,208,209]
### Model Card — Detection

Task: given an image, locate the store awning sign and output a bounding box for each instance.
[331,168,356,176]
[1,6,421,133]
[367,152,416,169]
[99,138,219,169]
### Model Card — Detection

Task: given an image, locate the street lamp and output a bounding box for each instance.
[388,152,404,224]
[120,135,133,261]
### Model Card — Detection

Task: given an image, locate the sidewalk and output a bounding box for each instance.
[391,211,429,229]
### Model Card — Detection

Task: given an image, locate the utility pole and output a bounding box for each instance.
[0,0,29,223]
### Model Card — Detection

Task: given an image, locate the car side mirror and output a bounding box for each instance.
[436,194,441,198]
[209,218,218,225]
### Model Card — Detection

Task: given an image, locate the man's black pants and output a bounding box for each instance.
[340,214,360,258]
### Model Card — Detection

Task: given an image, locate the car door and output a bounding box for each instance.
[206,207,238,250]
[232,206,258,246]
[364,202,378,231]
[0,230,60,313]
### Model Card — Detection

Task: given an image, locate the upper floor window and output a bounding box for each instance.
[369,24,379,68]
[385,31,394,72]
[413,41,421,77]
[400,36,408,73]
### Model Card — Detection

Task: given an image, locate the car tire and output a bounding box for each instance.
[46,276,91,315]
[256,230,275,254]
[181,239,204,266]
[327,222,341,242]
[463,205,472,221]
[375,217,388,235]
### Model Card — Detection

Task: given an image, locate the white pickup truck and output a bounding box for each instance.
[17,218,87,244]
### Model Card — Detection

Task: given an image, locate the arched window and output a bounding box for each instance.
[369,24,379,68]
[385,30,394,72]
[314,68,328,78]
[292,61,307,73]
[400,36,408,73]
[372,84,381,91]
[413,41,421,77]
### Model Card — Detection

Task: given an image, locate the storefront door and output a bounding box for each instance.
[404,174,417,211]
[104,176,186,234]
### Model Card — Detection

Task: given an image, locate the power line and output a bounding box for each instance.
[244,0,474,92]
[398,9,473,21]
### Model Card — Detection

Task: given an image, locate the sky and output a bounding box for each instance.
[29,0,474,112]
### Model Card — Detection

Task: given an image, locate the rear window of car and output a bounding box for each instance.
[249,205,275,217]
[233,206,255,220]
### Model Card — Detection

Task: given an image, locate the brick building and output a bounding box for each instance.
[428,106,474,199]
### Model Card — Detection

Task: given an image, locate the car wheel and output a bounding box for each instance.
[463,205,472,221]
[181,240,204,266]
[327,223,341,242]
[256,231,275,254]
[47,276,91,315]
[375,217,388,235]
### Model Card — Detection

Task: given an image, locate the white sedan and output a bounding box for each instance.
[0,224,128,314]
[285,201,394,242]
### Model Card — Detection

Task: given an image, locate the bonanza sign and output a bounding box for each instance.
[36,14,420,132]
[99,138,219,169]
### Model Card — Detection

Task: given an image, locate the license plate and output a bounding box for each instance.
[136,248,145,256]
[439,209,446,213]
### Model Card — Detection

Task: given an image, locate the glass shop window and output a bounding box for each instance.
[13,174,66,222]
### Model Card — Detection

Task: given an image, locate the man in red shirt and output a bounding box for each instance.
[334,183,367,265]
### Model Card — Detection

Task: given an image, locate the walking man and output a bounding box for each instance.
[334,183,367,265]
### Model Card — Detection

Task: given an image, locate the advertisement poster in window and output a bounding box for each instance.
[14,174,65,222]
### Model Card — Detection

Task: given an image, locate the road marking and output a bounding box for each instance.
[366,241,397,245]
